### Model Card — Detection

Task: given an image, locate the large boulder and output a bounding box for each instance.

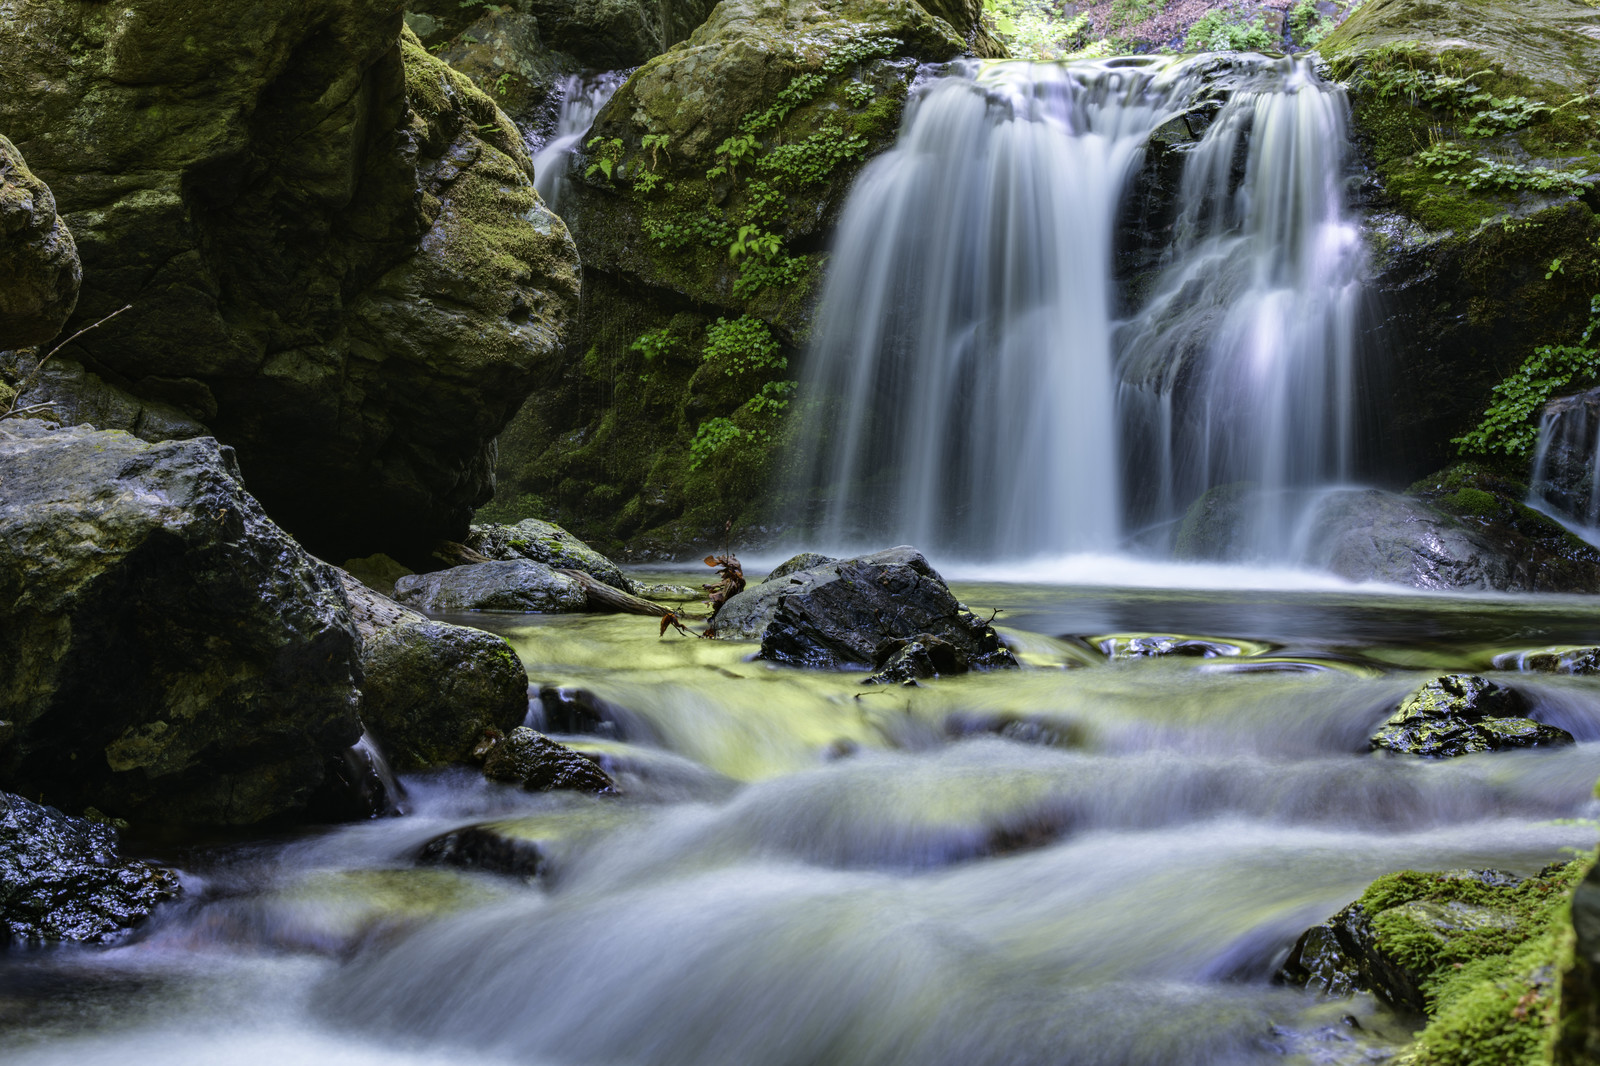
[394,559,589,612]
[1318,0,1600,480]
[1369,674,1573,758]
[339,572,529,772]
[0,422,364,825]
[710,545,1017,672]
[488,0,972,554]
[1560,853,1600,1066]
[0,4,581,565]
[1,791,180,946]
[466,518,631,591]
[0,135,79,351]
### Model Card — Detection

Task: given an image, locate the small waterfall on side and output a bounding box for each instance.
[1118,57,1365,558]
[790,58,1209,557]
[1529,389,1600,532]
[789,55,1368,562]
[532,72,626,212]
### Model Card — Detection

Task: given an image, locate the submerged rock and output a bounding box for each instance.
[739,547,1017,672]
[0,135,79,350]
[866,636,971,685]
[466,519,631,592]
[0,423,363,825]
[1097,635,1252,660]
[1492,646,1600,676]
[394,560,589,613]
[1370,674,1573,757]
[1,791,180,945]
[0,6,581,564]
[341,573,528,772]
[418,825,549,879]
[481,727,615,793]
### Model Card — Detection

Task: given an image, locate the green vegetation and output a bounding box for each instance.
[981,0,1095,59]
[1184,9,1276,53]
[1456,295,1600,458]
[1354,863,1590,1066]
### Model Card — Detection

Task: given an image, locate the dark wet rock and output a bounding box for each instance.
[1,791,180,945]
[717,547,933,641]
[1280,867,1553,1014]
[1370,674,1573,757]
[3,352,208,443]
[944,713,1086,748]
[1560,851,1600,1066]
[341,572,529,772]
[341,554,415,599]
[417,824,547,879]
[752,548,1018,672]
[0,135,79,351]
[632,582,700,602]
[1493,646,1600,675]
[866,636,970,685]
[393,560,588,613]
[466,519,631,592]
[535,686,655,743]
[1170,482,1259,563]
[482,727,614,793]
[764,553,839,584]
[0,6,581,565]
[0,423,363,826]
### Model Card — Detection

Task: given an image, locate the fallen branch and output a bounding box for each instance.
[1,304,133,422]
[555,568,673,616]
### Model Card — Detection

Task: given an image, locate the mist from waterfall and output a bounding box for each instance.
[789,55,1368,562]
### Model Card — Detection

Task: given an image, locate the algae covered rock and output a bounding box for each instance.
[0,422,364,825]
[1560,854,1600,1066]
[394,560,589,613]
[1369,674,1573,757]
[466,518,631,591]
[0,135,79,351]
[339,572,529,772]
[0,3,580,565]
[1,791,180,946]
[489,0,972,553]
[481,726,615,793]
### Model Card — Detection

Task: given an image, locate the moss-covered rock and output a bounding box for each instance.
[1559,850,1600,1066]
[0,3,580,566]
[487,0,975,555]
[1317,0,1600,478]
[0,135,79,351]
[1369,674,1573,758]
[481,725,615,792]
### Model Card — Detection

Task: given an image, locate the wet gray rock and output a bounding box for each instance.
[340,573,529,772]
[482,727,614,793]
[0,135,79,350]
[393,560,588,613]
[1300,489,1519,591]
[0,423,363,826]
[1099,636,1246,660]
[4,353,208,443]
[716,547,934,641]
[1370,674,1574,757]
[1564,851,1600,1065]
[764,553,838,583]
[747,547,1018,672]
[417,824,548,879]
[1493,646,1600,675]
[1,791,181,945]
[466,519,631,592]
[866,636,971,685]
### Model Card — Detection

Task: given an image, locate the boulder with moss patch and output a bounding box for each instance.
[394,559,590,612]
[1370,674,1573,757]
[0,4,580,566]
[466,518,631,591]
[0,135,79,351]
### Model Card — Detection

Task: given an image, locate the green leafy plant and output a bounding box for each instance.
[641,133,671,169]
[1455,294,1600,457]
[712,133,758,178]
[702,315,785,377]
[629,327,677,361]
[689,417,743,470]
[1186,10,1277,52]
[584,136,624,181]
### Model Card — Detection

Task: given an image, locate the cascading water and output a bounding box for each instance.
[1117,57,1366,557]
[531,72,626,213]
[1529,388,1600,533]
[791,55,1367,561]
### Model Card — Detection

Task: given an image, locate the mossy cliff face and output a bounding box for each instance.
[0,2,580,566]
[488,0,969,555]
[1317,0,1600,479]
[0,135,80,351]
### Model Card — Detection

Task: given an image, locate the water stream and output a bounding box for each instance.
[5,575,1598,1066]
[531,73,626,214]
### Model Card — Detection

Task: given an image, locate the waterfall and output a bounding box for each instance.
[531,72,626,213]
[1529,389,1600,532]
[790,55,1366,561]
[1118,56,1365,557]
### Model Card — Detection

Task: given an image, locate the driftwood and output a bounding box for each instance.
[555,568,672,616]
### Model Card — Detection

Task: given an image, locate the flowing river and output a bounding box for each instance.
[4,568,1598,1066]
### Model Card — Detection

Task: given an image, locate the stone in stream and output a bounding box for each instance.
[393,560,589,613]
[1369,675,1574,758]
[0,422,364,826]
[1492,646,1600,676]
[1,791,180,945]
[466,519,633,593]
[339,572,529,773]
[866,636,971,685]
[482,727,614,794]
